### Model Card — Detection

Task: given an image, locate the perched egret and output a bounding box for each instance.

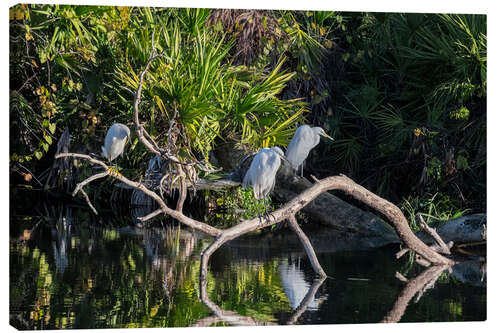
[286,125,333,176]
[101,123,131,170]
[242,147,286,218]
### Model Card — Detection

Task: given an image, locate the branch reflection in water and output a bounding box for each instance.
[381,259,486,323]
[194,252,327,326]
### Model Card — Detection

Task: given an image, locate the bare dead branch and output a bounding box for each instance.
[287,215,326,277]
[79,188,98,215]
[415,257,431,267]
[137,208,163,222]
[201,175,452,266]
[395,272,408,283]
[310,175,321,183]
[396,247,410,259]
[55,153,222,237]
[397,241,454,260]
[72,172,109,196]
[418,214,451,254]
[132,36,193,168]
[176,165,187,212]
[56,153,108,169]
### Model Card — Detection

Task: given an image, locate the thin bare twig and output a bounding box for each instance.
[79,188,98,215]
[418,214,451,254]
[56,153,108,169]
[72,172,109,196]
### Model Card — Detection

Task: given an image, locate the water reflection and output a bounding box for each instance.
[381,264,452,323]
[9,206,486,329]
[278,255,327,310]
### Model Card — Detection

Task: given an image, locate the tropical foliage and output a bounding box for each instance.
[10,5,486,218]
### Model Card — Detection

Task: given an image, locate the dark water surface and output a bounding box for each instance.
[10,207,486,329]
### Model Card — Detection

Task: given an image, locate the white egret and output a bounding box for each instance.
[101,123,131,167]
[286,125,333,177]
[242,147,286,218]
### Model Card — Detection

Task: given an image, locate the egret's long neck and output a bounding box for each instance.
[312,127,323,146]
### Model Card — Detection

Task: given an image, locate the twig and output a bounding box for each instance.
[397,241,453,260]
[396,247,410,259]
[79,188,98,215]
[176,165,187,212]
[138,208,163,222]
[72,172,109,196]
[286,276,326,325]
[310,175,321,183]
[418,214,451,254]
[395,272,408,283]
[56,153,108,169]
[415,257,431,267]
[15,162,44,186]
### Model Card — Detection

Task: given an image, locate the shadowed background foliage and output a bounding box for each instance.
[10,5,486,224]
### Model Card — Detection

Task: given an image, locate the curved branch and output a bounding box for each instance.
[57,152,451,265]
[202,174,452,266]
[72,172,109,196]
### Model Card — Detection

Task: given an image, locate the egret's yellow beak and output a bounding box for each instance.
[321,132,334,141]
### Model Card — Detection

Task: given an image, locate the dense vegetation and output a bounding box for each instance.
[10,5,486,224]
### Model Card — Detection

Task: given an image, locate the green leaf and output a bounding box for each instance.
[44,135,53,145]
[41,142,49,152]
[34,151,43,160]
[48,123,56,134]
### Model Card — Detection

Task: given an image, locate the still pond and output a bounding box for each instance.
[10,206,486,329]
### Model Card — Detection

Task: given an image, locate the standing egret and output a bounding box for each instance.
[242,147,286,219]
[102,123,131,171]
[286,125,333,177]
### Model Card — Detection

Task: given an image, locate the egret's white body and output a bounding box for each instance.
[286,125,333,174]
[101,123,131,162]
[242,147,285,200]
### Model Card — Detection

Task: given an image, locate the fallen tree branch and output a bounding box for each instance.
[57,149,453,269]
[55,153,222,237]
[200,174,452,274]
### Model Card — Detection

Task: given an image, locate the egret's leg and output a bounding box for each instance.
[257,199,263,225]
[300,163,303,177]
[262,198,275,222]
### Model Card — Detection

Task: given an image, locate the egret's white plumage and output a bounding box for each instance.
[101,123,131,162]
[286,125,333,173]
[242,147,285,200]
